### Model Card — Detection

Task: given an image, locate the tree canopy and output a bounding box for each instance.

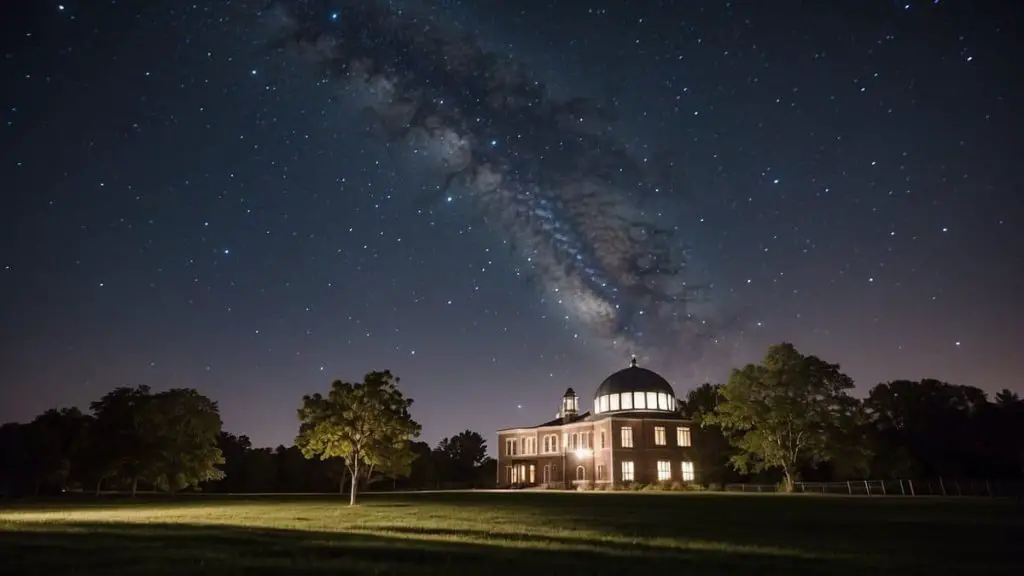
[705,342,861,490]
[296,370,421,505]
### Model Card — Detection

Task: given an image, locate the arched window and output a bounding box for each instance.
[572,432,579,449]
[576,466,586,481]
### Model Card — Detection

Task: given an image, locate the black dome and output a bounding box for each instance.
[595,365,675,399]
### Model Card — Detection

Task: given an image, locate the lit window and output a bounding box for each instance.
[657,393,668,411]
[657,460,671,481]
[634,391,645,409]
[610,393,620,411]
[677,427,691,447]
[621,392,633,410]
[594,399,600,414]
[654,426,666,446]
[597,465,606,480]
[599,395,609,413]
[621,426,634,448]
[572,432,579,449]
[505,438,516,455]
[681,461,695,482]
[621,461,635,482]
[646,392,657,410]
[576,466,586,481]
[600,430,606,449]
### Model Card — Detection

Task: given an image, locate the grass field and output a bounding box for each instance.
[1,491,1021,575]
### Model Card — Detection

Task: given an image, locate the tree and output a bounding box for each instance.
[146,389,225,492]
[436,429,488,486]
[296,370,421,505]
[89,386,158,496]
[704,342,859,491]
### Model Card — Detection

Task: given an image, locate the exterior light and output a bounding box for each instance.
[574,448,592,459]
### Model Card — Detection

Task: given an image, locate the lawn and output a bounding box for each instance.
[1,491,1021,575]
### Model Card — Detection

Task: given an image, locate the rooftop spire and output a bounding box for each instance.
[629,354,637,368]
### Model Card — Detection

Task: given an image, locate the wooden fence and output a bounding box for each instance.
[722,479,1022,498]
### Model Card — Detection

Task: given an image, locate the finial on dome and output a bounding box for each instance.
[629,354,637,368]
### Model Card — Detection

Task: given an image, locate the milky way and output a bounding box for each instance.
[259,0,722,361]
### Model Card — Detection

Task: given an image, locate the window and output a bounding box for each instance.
[610,393,620,411]
[633,391,645,409]
[543,465,551,483]
[654,426,666,446]
[580,431,590,449]
[621,392,633,410]
[657,393,669,411]
[646,392,658,410]
[681,461,695,482]
[657,460,671,481]
[677,427,691,447]
[596,465,606,480]
[576,466,586,481]
[620,426,634,448]
[505,438,517,455]
[621,461,635,482]
[572,432,579,449]
[599,430,606,449]
[599,395,609,413]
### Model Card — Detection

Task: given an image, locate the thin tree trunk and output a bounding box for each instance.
[131,476,139,497]
[95,479,103,496]
[349,458,359,505]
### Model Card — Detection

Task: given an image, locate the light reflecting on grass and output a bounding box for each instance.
[2,491,1022,575]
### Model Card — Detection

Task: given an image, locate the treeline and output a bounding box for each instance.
[682,343,1024,489]
[3,344,1022,498]
[0,381,493,498]
[209,430,495,494]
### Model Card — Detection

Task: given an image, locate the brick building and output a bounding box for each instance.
[496,357,697,488]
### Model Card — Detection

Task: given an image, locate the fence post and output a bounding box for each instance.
[880,480,887,495]
[847,481,852,495]
[864,480,871,495]
[899,479,905,496]
[908,479,915,496]
[939,477,947,496]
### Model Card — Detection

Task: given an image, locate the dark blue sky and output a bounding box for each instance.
[2,0,1021,451]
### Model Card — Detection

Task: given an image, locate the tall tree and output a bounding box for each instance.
[705,342,860,490]
[296,370,421,505]
[89,385,157,496]
[147,388,225,492]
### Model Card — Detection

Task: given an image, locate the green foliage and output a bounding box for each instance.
[296,370,421,504]
[147,389,226,492]
[705,342,862,488]
[90,385,224,494]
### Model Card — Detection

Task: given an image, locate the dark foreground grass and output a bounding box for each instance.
[1,491,1021,575]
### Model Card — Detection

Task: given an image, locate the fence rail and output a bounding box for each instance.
[723,479,1023,498]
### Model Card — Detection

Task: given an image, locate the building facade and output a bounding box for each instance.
[496,358,697,488]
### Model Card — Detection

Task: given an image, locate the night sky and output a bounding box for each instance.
[2,0,1021,452]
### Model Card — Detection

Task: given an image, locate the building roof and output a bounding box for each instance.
[594,357,676,399]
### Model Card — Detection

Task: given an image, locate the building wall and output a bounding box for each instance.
[608,417,696,484]
[497,415,697,487]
